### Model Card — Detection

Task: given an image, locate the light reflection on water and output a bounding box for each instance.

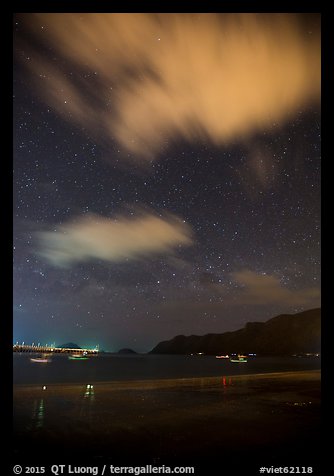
[222,376,233,387]
[26,384,97,431]
[84,384,95,400]
[80,384,95,423]
[31,398,45,429]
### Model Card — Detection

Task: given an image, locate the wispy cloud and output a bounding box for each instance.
[17,13,320,160]
[231,269,320,307]
[36,211,193,267]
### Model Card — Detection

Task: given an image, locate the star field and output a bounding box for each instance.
[13,13,321,351]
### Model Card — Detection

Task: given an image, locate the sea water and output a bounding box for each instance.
[13,353,321,385]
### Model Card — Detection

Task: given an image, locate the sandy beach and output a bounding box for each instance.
[13,370,321,473]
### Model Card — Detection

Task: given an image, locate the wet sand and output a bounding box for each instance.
[13,370,321,473]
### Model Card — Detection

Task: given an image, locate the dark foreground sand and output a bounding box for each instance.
[13,370,321,474]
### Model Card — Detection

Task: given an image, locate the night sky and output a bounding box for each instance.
[13,13,321,352]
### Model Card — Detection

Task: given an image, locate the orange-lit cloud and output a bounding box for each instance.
[231,269,320,306]
[17,13,320,160]
[36,211,193,267]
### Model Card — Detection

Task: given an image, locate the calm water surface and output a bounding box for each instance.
[13,353,321,385]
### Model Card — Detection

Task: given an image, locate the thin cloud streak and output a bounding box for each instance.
[231,269,320,307]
